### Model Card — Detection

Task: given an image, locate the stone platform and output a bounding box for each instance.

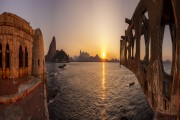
[0,76,49,119]
[0,76,41,103]
[0,83,48,120]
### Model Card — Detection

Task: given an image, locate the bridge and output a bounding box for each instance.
[120,0,180,119]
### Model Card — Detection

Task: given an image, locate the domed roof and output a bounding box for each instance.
[0,12,33,36]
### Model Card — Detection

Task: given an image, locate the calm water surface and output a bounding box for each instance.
[47,62,154,120]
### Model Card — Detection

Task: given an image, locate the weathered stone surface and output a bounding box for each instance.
[45,37,56,62]
[0,12,48,119]
[0,12,33,79]
[0,84,48,120]
[32,29,45,77]
[120,0,180,119]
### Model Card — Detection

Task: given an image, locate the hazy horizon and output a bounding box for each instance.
[0,0,172,60]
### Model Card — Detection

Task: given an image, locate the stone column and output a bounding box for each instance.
[2,40,5,79]
[171,0,180,117]
[170,24,176,76]
[159,25,165,73]
[29,42,32,76]
[134,17,142,60]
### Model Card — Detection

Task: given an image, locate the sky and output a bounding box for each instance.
[0,0,172,60]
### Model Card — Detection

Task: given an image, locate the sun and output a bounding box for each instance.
[102,52,106,59]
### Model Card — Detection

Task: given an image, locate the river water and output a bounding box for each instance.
[47,62,154,120]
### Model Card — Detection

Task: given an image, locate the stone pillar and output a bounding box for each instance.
[134,17,142,60]
[2,40,5,79]
[32,28,45,78]
[144,35,150,62]
[159,25,165,73]
[125,41,127,62]
[170,24,176,76]
[22,46,24,77]
[16,43,19,78]
[10,38,15,79]
[171,0,180,117]
[29,43,32,76]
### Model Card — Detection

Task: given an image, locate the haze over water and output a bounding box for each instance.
[47,62,154,120]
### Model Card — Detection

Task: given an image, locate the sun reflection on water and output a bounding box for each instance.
[102,62,106,100]
[101,62,106,120]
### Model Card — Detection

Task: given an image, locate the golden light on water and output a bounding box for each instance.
[102,62,106,99]
[101,62,106,120]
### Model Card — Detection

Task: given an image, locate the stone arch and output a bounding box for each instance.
[32,59,34,66]
[5,43,10,68]
[133,7,148,60]
[140,11,150,62]
[143,12,150,62]
[120,0,180,116]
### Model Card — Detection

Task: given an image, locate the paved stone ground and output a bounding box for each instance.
[0,76,32,96]
[0,83,48,120]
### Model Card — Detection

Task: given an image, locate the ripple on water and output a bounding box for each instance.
[47,62,154,120]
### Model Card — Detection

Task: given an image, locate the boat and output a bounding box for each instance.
[58,64,66,69]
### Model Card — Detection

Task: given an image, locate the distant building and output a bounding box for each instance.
[77,50,101,62]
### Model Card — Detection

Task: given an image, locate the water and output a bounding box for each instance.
[47,62,154,120]
[163,62,172,75]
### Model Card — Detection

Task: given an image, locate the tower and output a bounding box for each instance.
[32,28,45,77]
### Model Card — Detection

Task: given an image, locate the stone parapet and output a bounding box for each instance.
[0,77,41,104]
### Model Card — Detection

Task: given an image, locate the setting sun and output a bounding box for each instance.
[102,52,106,59]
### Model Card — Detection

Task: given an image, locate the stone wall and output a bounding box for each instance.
[0,12,49,119]
[0,12,33,79]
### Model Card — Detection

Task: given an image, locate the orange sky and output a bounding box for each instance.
[0,0,173,60]
[53,0,140,59]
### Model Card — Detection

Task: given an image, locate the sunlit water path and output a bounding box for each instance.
[47,62,154,120]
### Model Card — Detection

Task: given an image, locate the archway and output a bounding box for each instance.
[19,45,23,77]
[25,47,28,67]
[38,59,40,67]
